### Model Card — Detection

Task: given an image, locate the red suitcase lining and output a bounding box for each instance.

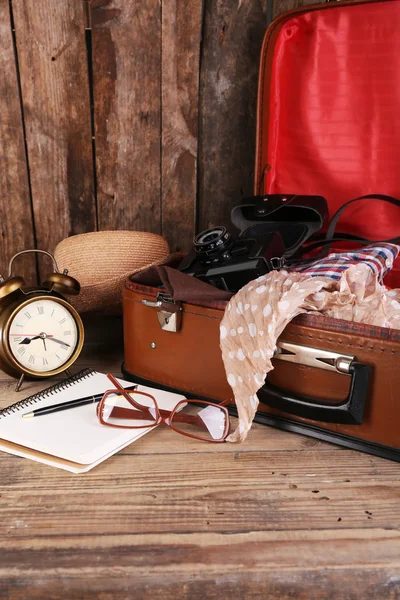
[257,0,400,288]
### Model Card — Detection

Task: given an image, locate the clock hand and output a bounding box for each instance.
[42,337,47,352]
[19,336,41,345]
[11,334,54,337]
[17,332,55,345]
[47,337,71,348]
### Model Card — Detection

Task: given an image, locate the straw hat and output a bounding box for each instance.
[54,230,171,314]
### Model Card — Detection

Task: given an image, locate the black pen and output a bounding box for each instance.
[21,385,138,418]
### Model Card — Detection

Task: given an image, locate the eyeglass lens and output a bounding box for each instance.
[102,392,157,428]
[170,402,227,441]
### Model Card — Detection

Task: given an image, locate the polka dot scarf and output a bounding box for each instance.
[220,244,400,442]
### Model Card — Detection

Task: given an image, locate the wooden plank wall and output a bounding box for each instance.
[0,1,35,281]
[0,0,317,282]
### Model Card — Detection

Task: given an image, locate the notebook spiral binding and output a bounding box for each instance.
[0,368,95,418]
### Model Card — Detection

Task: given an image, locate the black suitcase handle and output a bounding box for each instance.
[258,361,371,425]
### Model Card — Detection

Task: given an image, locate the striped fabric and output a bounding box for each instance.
[290,243,400,282]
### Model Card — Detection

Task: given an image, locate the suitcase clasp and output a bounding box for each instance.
[274,341,354,374]
[142,292,183,333]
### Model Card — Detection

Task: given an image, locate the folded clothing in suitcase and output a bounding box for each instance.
[122,0,400,462]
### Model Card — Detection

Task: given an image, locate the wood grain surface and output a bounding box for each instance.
[161,0,202,252]
[0,318,400,599]
[0,1,35,281]
[11,0,96,272]
[198,0,268,234]
[91,0,162,233]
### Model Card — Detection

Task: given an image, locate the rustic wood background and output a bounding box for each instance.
[0,0,315,282]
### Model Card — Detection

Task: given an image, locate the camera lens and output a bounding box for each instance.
[199,230,221,244]
[193,227,232,263]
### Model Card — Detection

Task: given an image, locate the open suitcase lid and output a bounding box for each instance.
[255,0,400,286]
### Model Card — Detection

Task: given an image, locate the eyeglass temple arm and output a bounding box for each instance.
[106,373,156,414]
[107,373,138,397]
[167,410,208,430]
[104,406,154,420]
[218,399,232,407]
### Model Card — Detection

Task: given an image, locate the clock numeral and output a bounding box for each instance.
[28,355,35,364]
[24,312,31,319]
[37,306,44,315]
[17,347,26,355]
[64,330,72,336]
[59,318,66,325]
[43,357,48,366]
[51,309,55,317]
[13,336,22,342]
[56,354,61,360]
[16,324,23,328]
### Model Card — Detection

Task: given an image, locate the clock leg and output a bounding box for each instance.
[65,369,73,378]
[15,373,25,392]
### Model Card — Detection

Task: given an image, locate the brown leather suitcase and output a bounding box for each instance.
[122,0,400,462]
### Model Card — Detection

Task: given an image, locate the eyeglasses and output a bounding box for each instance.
[96,373,232,443]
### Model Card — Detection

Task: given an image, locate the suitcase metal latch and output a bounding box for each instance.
[274,341,354,374]
[142,292,183,333]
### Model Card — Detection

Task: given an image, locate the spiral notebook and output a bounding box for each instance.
[0,369,185,473]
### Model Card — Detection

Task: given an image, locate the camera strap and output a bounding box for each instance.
[292,194,400,261]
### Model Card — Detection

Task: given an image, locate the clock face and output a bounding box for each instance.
[7,298,79,374]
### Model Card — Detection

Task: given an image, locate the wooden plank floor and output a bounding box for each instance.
[1,318,400,599]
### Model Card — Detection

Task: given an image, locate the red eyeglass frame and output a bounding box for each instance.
[96,373,232,443]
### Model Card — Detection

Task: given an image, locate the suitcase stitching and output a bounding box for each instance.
[283,331,400,354]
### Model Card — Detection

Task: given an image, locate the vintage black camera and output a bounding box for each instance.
[178,194,328,292]
[178,226,286,292]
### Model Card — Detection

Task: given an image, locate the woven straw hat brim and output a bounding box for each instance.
[70,252,184,313]
[54,231,173,313]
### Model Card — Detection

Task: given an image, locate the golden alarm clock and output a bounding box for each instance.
[0,250,84,391]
